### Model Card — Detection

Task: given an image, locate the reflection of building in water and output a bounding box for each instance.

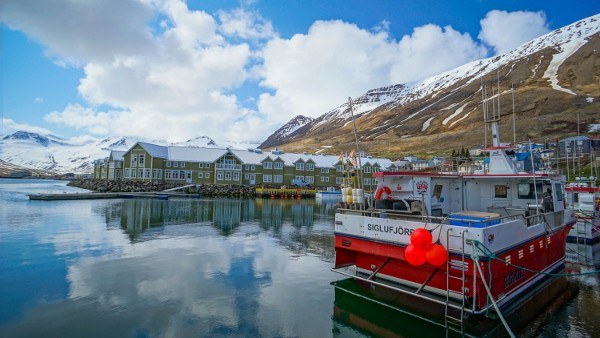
[107,198,329,244]
[566,242,600,267]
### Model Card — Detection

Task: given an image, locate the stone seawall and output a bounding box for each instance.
[67,179,256,197]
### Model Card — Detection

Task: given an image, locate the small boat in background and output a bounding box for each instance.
[565,181,600,244]
[315,187,342,200]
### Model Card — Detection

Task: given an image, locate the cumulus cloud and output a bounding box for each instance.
[1,0,155,65]
[217,8,276,40]
[479,10,550,55]
[1,118,54,136]
[258,20,485,123]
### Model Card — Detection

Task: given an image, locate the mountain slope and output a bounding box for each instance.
[260,115,314,148]
[262,14,600,156]
[0,133,217,173]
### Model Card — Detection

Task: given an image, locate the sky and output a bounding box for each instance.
[2,0,599,146]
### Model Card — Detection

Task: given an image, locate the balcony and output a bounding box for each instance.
[216,164,242,170]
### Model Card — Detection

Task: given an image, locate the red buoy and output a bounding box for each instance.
[410,228,432,249]
[405,244,427,266]
[426,243,447,266]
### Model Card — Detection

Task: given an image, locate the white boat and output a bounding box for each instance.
[316,187,342,200]
[565,182,600,244]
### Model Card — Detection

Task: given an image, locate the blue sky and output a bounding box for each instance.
[2,0,599,145]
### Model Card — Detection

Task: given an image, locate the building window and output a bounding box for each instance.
[336,177,343,184]
[199,163,204,168]
[295,175,304,180]
[138,169,144,179]
[264,162,273,169]
[198,172,204,178]
[173,161,179,168]
[245,165,249,170]
[124,169,130,178]
[205,173,210,179]
[173,171,179,179]
[131,154,138,167]
[372,179,378,185]
[321,176,329,182]
[274,162,283,169]
[131,169,137,178]
[157,169,162,179]
[321,168,329,173]
[494,185,508,198]
[186,171,192,179]
[181,162,185,168]
[364,166,371,173]
[250,165,255,171]
[296,163,304,170]
[225,172,232,180]
[306,164,314,171]
[244,174,249,179]
[233,172,240,181]
[336,165,343,172]
[166,161,171,167]
[263,175,272,182]
[217,171,224,180]
[165,170,172,179]
[139,154,145,166]
[306,176,314,183]
[364,178,371,185]
[145,169,151,178]
[274,175,283,183]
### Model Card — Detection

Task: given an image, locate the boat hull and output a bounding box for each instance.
[335,225,570,313]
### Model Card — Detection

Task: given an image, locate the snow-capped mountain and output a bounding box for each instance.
[262,14,600,154]
[260,115,314,148]
[0,132,217,173]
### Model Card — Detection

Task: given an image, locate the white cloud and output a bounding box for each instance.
[258,20,485,123]
[2,0,155,65]
[34,97,44,103]
[479,10,550,55]
[1,118,54,136]
[217,8,276,40]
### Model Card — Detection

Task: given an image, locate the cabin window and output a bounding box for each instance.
[274,162,283,169]
[494,185,508,198]
[321,176,329,182]
[321,168,329,173]
[518,183,543,199]
[166,161,171,167]
[131,154,138,167]
[244,165,249,170]
[225,172,232,180]
[217,171,223,180]
[554,183,563,201]
[296,163,305,170]
[206,163,211,169]
[199,163,204,168]
[138,154,145,166]
[205,173,210,179]
[306,164,315,171]
[264,162,273,169]
[433,184,443,200]
[198,172,204,178]
[263,175,272,182]
[274,175,283,183]
[233,172,240,181]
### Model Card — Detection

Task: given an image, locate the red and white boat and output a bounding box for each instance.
[565,183,600,244]
[332,119,576,325]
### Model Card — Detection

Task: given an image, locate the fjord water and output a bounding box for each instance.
[0,179,598,337]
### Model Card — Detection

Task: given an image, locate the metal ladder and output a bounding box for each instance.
[445,228,467,335]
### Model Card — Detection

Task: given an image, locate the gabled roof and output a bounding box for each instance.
[560,135,589,142]
[137,142,169,158]
[109,150,126,161]
[169,146,227,162]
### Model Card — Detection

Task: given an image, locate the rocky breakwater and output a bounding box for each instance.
[194,184,255,198]
[68,180,256,197]
[68,179,185,192]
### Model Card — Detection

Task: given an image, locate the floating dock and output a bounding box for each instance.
[28,192,201,201]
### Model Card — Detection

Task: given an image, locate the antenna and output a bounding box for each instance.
[512,84,516,145]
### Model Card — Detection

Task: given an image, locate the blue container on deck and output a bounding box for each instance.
[449,211,501,228]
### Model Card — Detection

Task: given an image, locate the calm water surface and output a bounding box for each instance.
[0,179,598,337]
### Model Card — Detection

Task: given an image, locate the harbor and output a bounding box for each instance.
[1,179,599,337]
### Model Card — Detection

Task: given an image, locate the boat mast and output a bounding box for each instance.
[512,84,516,145]
[348,97,363,189]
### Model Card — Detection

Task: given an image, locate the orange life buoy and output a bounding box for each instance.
[375,186,392,200]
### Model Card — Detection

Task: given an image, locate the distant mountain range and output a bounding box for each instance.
[0,132,218,173]
[261,14,600,156]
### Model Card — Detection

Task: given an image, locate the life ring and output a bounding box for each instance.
[375,186,392,200]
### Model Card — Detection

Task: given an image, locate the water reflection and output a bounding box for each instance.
[1,189,340,337]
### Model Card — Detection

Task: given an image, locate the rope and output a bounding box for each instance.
[472,240,600,277]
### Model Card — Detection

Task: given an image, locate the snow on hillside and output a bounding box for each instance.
[0,132,218,173]
[289,13,600,138]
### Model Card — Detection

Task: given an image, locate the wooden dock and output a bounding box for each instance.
[28,192,201,201]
